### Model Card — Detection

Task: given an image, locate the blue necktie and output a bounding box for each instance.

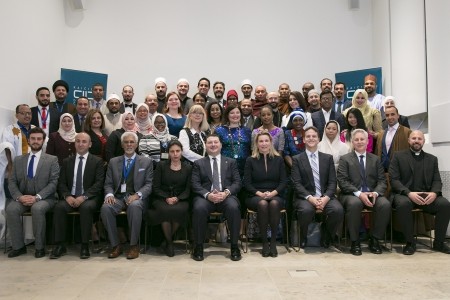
[27,154,35,179]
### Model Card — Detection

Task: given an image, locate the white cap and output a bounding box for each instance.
[155,77,167,85]
[241,79,252,88]
[107,93,121,102]
[177,78,189,85]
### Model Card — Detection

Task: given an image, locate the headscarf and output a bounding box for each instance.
[135,103,152,134]
[58,113,76,142]
[318,120,350,166]
[288,108,308,125]
[347,88,377,131]
[121,112,139,132]
[383,96,396,110]
[151,113,171,142]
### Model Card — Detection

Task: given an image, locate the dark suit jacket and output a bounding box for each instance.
[311,110,345,140]
[191,155,241,197]
[50,102,76,115]
[73,114,85,133]
[243,155,287,195]
[8,152,59,200]
[337,151,387,196]
[57,153,105,201]
[243,115,256,131]
[389,149,443,196]
[291,151,336,199]
[31,106,60,134]
[104,154,153,201]
[331,99,352,113]
[119,103,137,114]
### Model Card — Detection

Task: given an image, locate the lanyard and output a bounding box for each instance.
[122,157,136,182]
[38,107,49,126]
[17,122,31,139]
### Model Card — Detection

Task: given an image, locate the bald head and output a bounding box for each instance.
[75,132,92,155]
[408,130,425,152]
[255,85,267,102]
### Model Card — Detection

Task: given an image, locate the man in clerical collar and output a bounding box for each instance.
[50,80,76,115]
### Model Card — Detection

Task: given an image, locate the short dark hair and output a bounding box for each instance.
[168,139,183,151]
[334,82,346,90]
[35,87,49,96]
[320,91,334,99]
[320,78,333,87]
[75,96,89,104]
[385,105,399,114]
[92,82,104,89]
[15,104,29,114]
[29,127,46,141]
[223,104,244,126]
[205,133,220,142]
[213,81,225,89]
[197,77,210,87]
[304,126,319,135]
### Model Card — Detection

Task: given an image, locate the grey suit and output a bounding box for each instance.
[292,151,344,239]
[101,155,153,247]
[191,155,241,245]
[337,152,390,241]
[6,152,59,250]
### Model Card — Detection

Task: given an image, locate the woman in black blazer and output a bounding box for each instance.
[243,131,287,257]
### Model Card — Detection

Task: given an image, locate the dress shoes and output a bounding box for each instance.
[320,223,331,249]
[8,246,27,258]
[230,245,241,261]
[403,242,416,255]
[127,245,140,259]
[49,245,67,259]
[80,245,90,259]
[350,241,362,256]
[270,243,278,258]
[432,241,450,254]
[164,243,175,257]
[35,248,46,258]
[368,237,382,254]
[262,243,270,257]
[192,244,204,261]
[108,245,123,259]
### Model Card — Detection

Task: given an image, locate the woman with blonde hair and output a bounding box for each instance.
[179,104,210,164]
[243,131,287,257]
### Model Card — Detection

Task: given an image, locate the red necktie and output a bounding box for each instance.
[41,107,47,129]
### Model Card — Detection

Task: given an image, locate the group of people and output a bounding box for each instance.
[1,74,449,262]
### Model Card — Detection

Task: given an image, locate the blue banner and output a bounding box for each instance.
[60,68,108,105]
[335,67,382,101]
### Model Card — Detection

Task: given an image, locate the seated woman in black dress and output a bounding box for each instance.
[152,140,192,257]
[243,131,287,257]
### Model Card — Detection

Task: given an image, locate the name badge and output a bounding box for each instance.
[121,183,127,193]
[161,153,169,160]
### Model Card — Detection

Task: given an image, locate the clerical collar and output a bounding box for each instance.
[409,148,423,156]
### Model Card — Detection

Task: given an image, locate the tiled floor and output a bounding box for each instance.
[1,240,450,300]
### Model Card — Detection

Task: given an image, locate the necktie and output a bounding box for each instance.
[385,126,395,152]
[212,157,220,191]
[96,102,100,109]
[310,153,321,197]
[126,158,132,171]
[75,156,84,196]
[27,154,35,179]
[80,116,85,131]
[125,104,133,108]
[359,155,369,192]
[41,107,47,129]
[337,101,342,114]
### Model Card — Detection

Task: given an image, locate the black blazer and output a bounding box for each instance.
[73,114,85,133]
[291,151,336,199]
[119,103,137,114]
[311,110,345,140]
[331,99,352,113]
[31,106,60,134]
[243,155,287,196]
[57,153,105,201]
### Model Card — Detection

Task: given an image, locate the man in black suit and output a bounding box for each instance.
[191,134,242,261]
[389,130,450,255]
[119,85,137,114]
[31,87,60,135]
[292,127,344,249]
[311,91,345,140]
[51,133,105,259]
[240,99,256,130]
[50,80,76,115]
[73,97,90,133]
[331,82,352,114]
[337,129,390,256]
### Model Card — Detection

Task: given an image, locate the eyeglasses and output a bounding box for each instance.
[18,112,32,116]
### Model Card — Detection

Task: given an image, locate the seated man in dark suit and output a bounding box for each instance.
[191,134,242,261]
[292,127,344,249]
[337,129,390,256]
[101,132,153,259]
[311,91,345,140]
[389,130,450,255]
[6,127,59,258]
[51,132,105,259]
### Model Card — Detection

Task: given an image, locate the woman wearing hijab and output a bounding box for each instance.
[318,120,350,172]
[135,103,153,135]
[105,112,142,162]
[46,113,76,165]
[283,108,308,169]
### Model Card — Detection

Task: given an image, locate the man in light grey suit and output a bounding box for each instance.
[101,132,153,259]
[6,127,59,258]
[337,129,390,256]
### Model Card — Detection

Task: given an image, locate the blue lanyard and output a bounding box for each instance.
[38,107,49,125]
[122,157,136,182]
[17,122,31,139]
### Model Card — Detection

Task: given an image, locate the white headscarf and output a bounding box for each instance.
[58,113,76,142]
[318,120,350,166]
[135,103,152,134]
[151,113,171,142]
[121,112,139,132]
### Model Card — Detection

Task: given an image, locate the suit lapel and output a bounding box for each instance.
[68,155,76,188]
[220,157,228,183]
[301,154,315,188]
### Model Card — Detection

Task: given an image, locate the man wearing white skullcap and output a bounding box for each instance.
[155,77,167,113]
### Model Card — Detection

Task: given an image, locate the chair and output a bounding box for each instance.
[391,208,434,249]
[242,208,290,253]
[293,209,327,252]
[3,211,32,254]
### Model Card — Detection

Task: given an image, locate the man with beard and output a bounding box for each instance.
[103,94,122,136]
[307,89,322,113]
[253,91,282,128]
[50,80,76,115]
[389,130,450,255]
[278,83,291,116]
[311,91,345,140]
[320,78,333,93]
[332,82,351,113]
[90,83,105,110]
[6,127,59,258]
[144,93,158,121]
[213,81,226,107]
[177,78,191,113]
[364,74,384,111]
[252,85,268,117]
[31,87,60,135]
[73,97,90,133]
[240,99,255,130]
[197,77,215,103]
[302,82,315,101]
[120,85,137,114]
[155,78,168,113]
[241,79,253,101]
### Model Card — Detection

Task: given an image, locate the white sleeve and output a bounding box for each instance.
[179,129,204,162]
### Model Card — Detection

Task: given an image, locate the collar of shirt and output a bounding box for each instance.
[76,152,89,160]
[305,149,317,157]
[30,149,43,160]
[389,122,400,131]
[322,108,331,116]
[124,153,137,161]
[354,150,366,158]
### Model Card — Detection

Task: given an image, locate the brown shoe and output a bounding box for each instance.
[108,245,123,259]
[126,245,140,259]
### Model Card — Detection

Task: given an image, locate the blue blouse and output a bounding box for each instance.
[165,114,187,138]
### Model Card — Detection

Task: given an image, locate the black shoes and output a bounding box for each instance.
[270,243,278,258]
[35,248,46,258]
[433,241,450,254]
[320,223,331,249]
[50,245,67,259]
[8,246,27,258]
[368,237,382,254]
[350,241,362,256]
[80,244,90,259]
[164,242,175,257]
[262,243,270,257]
[403,242,416,255]
[192,244,204,261]
[230,245,241,261]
